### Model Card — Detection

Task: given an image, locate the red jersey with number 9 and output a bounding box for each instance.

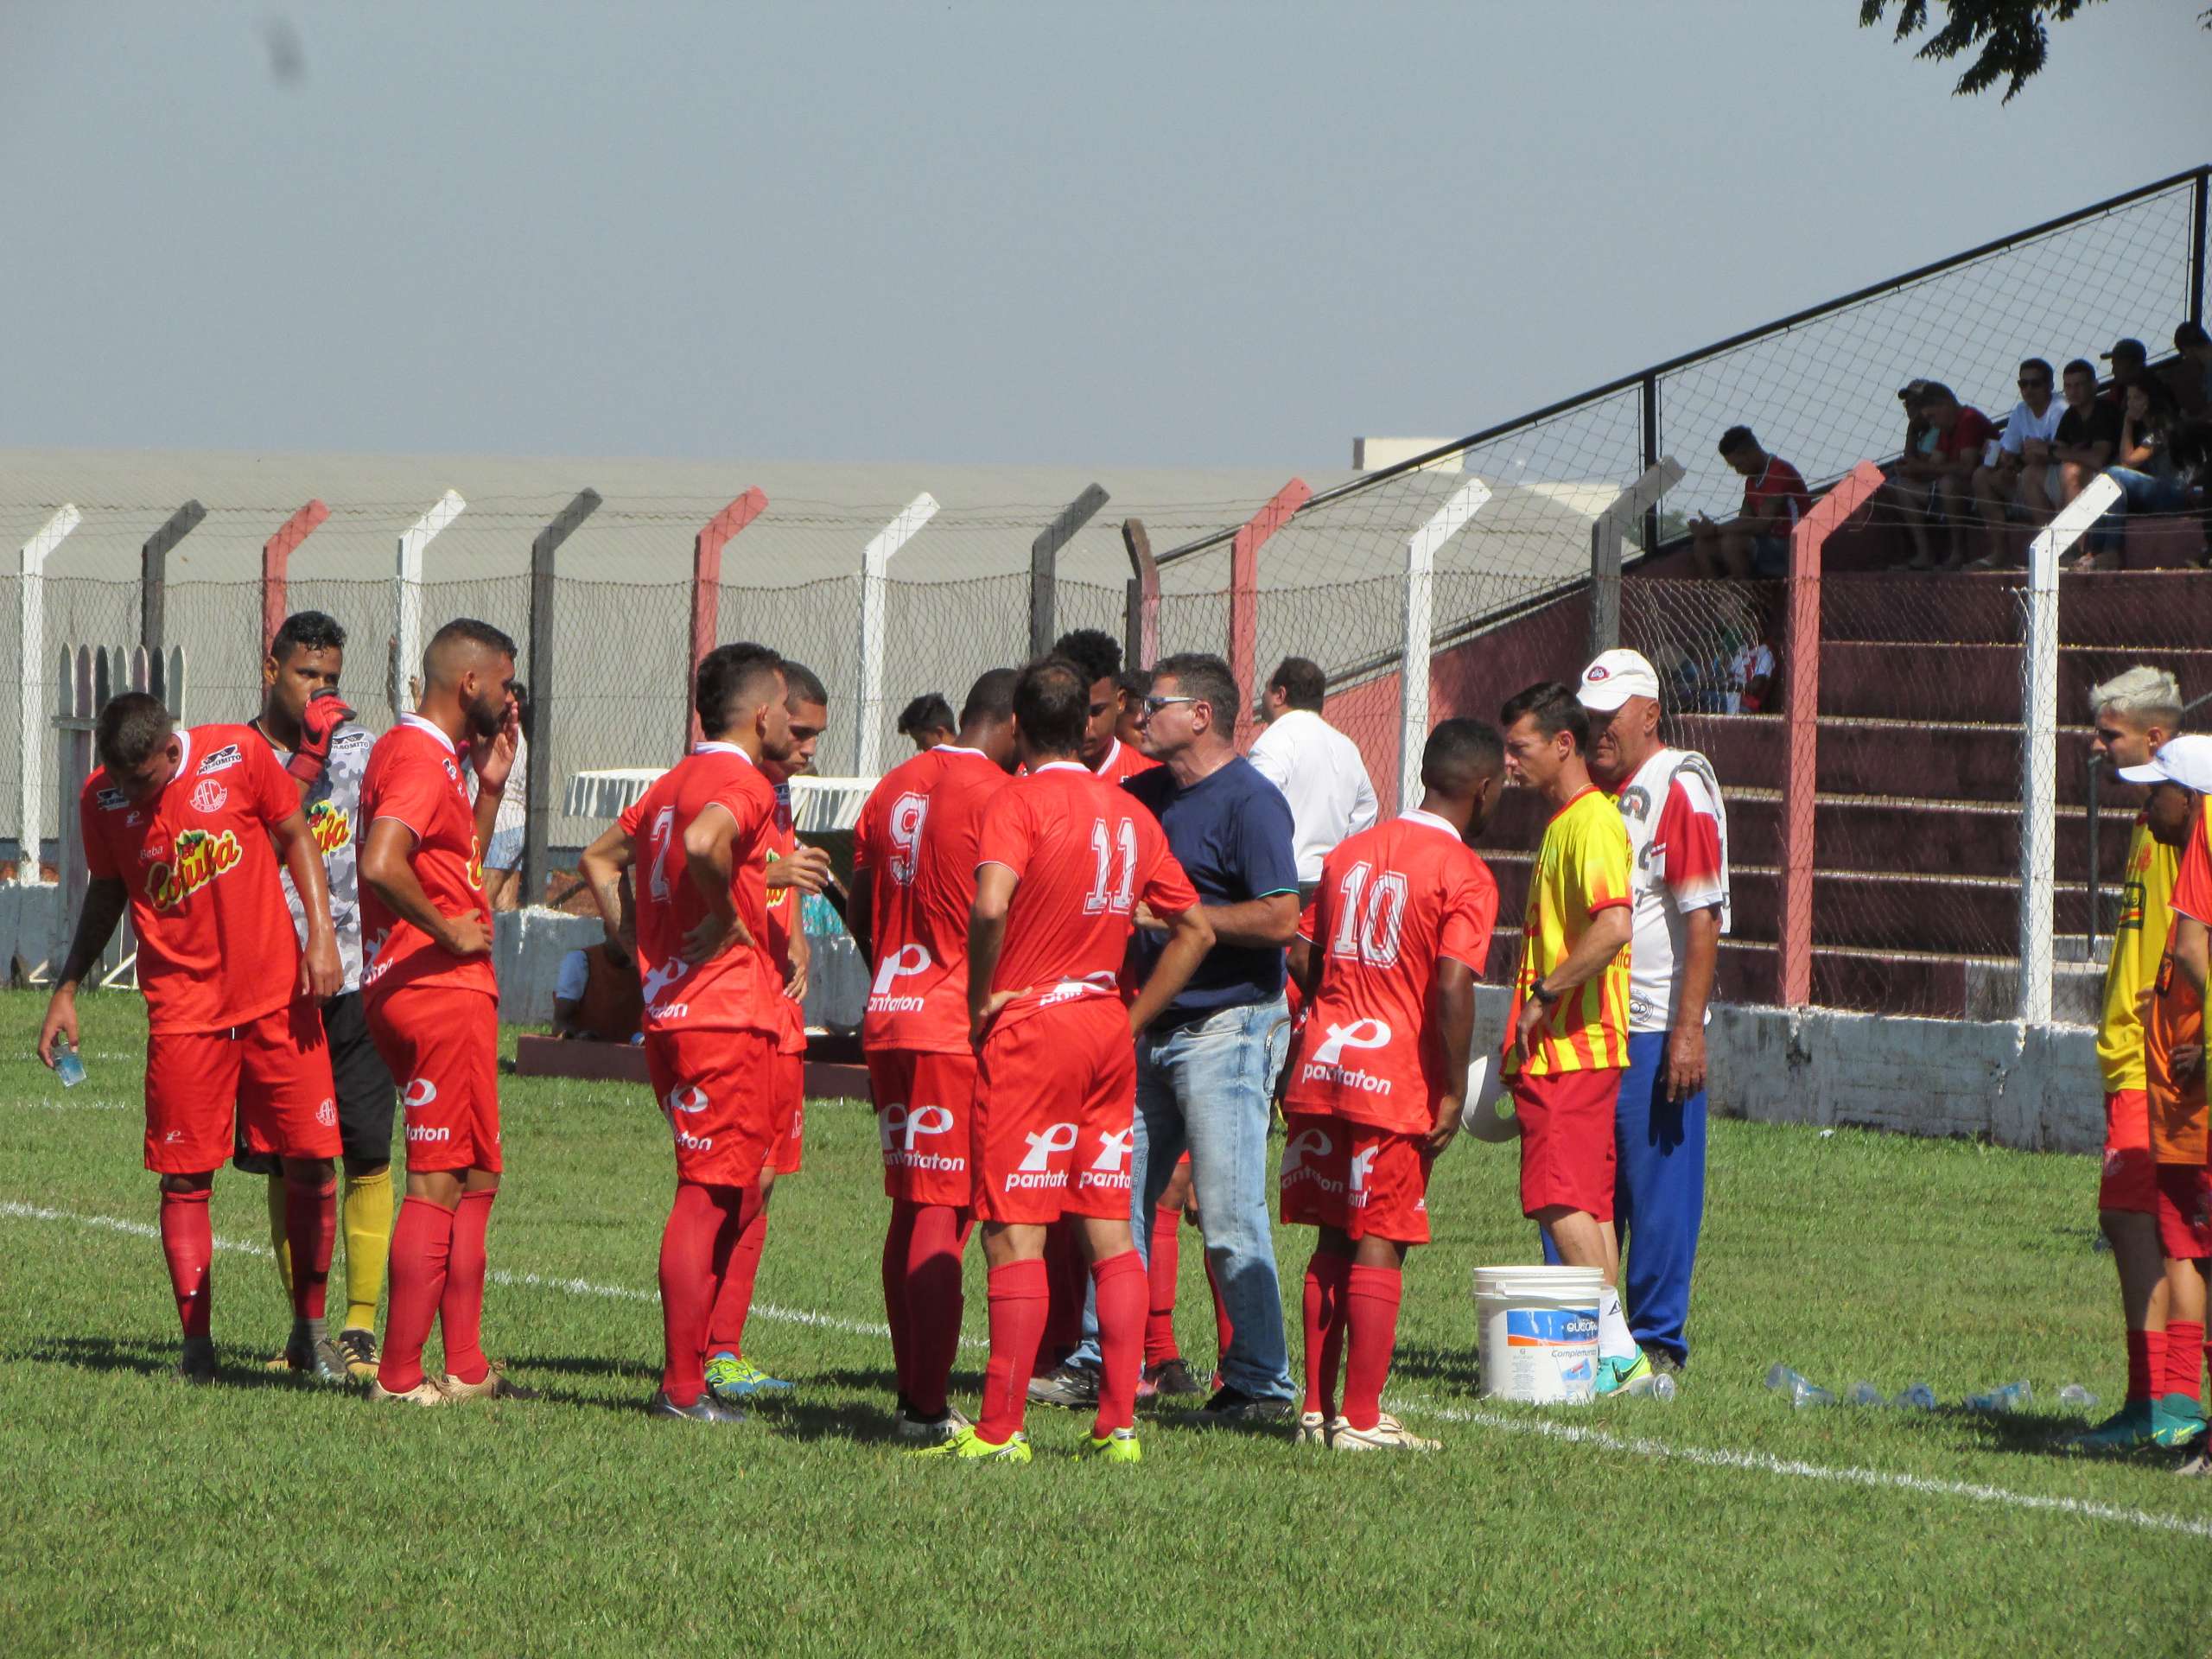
[80,723,306,1033]
[619,743,779,1035]
[360,715,497,1006]
[1285,811,1499,1135]
[975,761,1197,1032]
[855,746,1009,1053]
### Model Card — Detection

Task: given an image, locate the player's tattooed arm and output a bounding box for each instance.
[37,878,129,1066]
[577,823,635,948]
[1126,903,1215,1036]
[271,805,343,1001]
[966,864,1024,1046]
[678,802,754,963]
[1429,957,1476,1158]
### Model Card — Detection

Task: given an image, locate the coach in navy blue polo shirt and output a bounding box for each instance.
[1045,651,1301,1422]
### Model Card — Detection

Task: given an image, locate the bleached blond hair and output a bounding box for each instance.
[2088,665,2183,726]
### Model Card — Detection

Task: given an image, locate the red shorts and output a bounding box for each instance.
[367,986,501,1173]
[1278,1112,1432,1244]
[1512,1066,1620,1222]
[768,1052,804,1176]
[974,999,1135,1226]
[868,1047,977,1207]
[2099,1090,2158,1215]
[644,1025,780,1189]
[2156,1163,2212,1260]
[143,1001,340,1174]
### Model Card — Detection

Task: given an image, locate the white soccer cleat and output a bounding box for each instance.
[1295,1410,1331,1446]
[1327,1412,1440,1452]
[894,1405,974,1445]
[368,1376,451,1408]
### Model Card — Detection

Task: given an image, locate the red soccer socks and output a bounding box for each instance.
[902,1203,972,1420]
[1341,1264,1404,1433]
[661,1181,745,1407]
[705,1185,768,1359]
[2126,1327,2167,1404]
[2166,1319,2205,1406]
[378,1195,456,1394]
[1145,1205,1182,1364]
[1090,1249,1147,1437]
[881,1201,918,1399]
[158,1187,214,1342]
[283,1175,336,1325]
[1301,1252,1351,1418]
[976,1257,1051,1446]
[438,1189,495,1387]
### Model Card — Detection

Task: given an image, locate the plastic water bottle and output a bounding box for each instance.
[1846,1381,1885,1407]
[1764,1363,1834,1408]
[1964,1380,2032,1412]
[2058,1383,2098,1408]
[1648,1373,1677,1402]
[1892,1383,1938,1411]
[54,1039,86,1090]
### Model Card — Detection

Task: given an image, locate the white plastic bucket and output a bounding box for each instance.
[1473,1265,1602,1404]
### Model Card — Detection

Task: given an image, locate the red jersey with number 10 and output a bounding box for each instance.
[854,745,1009,1053]
[360,715,497,1006]
[80,724,305,1034]
[1286,811,1499,1135]
[975,761,1197,1031]
[620,743,780,1035]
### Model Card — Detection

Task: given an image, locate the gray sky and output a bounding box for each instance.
[3,0,2206,471]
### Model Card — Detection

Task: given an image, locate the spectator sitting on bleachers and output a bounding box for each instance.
[1687,426,1810,581]
[2164,321,2212,417]
[1967,357,2063,568]
[2048,358,2124,567]
[2101,336,2150,401]
[1715,626,1776,715]
[1884,382,1995,571]
[895,691,957,753]
[2086,377,2197,572]
[553,929,645,1044]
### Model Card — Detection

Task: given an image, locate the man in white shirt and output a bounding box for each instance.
[1544,647,1730,1384]
[1969,356,2066,566]
[1247,657,1379,897]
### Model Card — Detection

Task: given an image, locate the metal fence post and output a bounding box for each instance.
[16,505,79,880]
[1399,480,1491,812]
[139,500,205,662]
[2018,474,2123,1025]
[855,493,939,779]
[1586,458,1684,659]
[1229,479,1312,747]
[1122,519,1159,672]
[524,489,602,904]
[393,491,466,720]
[1030,484,1109,658]
[261,499,329,653]
[688,488,768,747]
[2189,167,2207,329]
[1778,461,1886,1007]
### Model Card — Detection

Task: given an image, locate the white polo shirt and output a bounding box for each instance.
[1998,396,2065,455]
[1246,708,1381,886]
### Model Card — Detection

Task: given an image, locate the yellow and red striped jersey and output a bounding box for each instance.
[2097,812,2179,1094]
[1503,784,1632,1077]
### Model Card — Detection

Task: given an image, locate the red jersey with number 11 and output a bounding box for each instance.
[975,761,1197,1032]
[1287,811,1498,1135]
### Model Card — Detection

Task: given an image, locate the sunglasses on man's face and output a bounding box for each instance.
[1141,695,1199,716]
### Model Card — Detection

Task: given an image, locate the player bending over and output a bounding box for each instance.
[577,643,794,1422]
[39,692,345,1382]
[850,668,1019,1441]
[357,619,532,1405]
[1283,719,1502,1450]
[914,658,1212,1463]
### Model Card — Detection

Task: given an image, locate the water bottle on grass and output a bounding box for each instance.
[1964,1380,2031,1412]
[1764,1363,1834,1408]
[1892,1383,1938,1411]
[1846,1381,1885,1407]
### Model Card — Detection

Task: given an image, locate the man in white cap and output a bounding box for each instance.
[2113,734,2212,1461]
[1555,647,1729,1387]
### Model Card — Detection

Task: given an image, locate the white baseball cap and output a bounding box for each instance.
[2118,734,2212,793]
[1576,648,1662,712]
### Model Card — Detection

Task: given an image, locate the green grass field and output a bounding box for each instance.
[3,988,2209,1656]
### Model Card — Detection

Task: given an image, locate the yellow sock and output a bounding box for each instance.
[342,1166,394,1332]
[265,1173,293,1300]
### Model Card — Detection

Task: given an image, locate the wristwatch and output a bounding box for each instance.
[1532,981,1561,1007]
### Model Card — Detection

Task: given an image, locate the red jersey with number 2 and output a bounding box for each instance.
[619,743,779,1035]
[360,715,496,1006]
[1286,810,1499,1135]
[975,760,1198,1032]
[855,745,1008,1053]
[80,723,305,1033]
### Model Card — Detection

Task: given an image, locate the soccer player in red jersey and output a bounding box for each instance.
[357,619,528,1407]
[1283,719,1503,1451]
[1055,628,1159,785]
[39,692,345,1383]
[577,642,794,1421]
[695,659,834,1402]
[913,658,1213,1465]
[851,667,1019,1440]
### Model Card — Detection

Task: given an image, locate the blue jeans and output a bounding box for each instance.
[1065,996,1295,1400]
[1541,1031,1707,1363]
[2091,467,2194,552]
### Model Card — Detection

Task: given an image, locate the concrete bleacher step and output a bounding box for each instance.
[1816,569,2212,650]
[1816,640,2212,724]
[1682,712,2113,807]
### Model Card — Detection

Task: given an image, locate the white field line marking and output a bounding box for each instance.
[0,1198,967,1349]
[1381,1394,2212,1541]
[8,1196,2205,1537]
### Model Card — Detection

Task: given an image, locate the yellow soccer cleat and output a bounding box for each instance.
[1077,1427,1142,1464]
[906,1425,1032,1463]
